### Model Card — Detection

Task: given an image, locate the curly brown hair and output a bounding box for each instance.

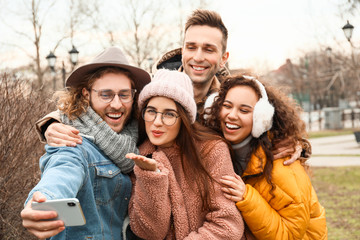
[201,74,307,195]
[53,67,137,119]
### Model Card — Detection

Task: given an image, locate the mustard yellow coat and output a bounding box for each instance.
[236,147,327,240]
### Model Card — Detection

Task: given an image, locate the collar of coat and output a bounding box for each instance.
[242,146,267,178]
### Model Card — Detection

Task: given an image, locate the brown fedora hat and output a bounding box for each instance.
[66,47,151,91]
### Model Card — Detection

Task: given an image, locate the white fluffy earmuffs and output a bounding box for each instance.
[203,77,274,138]
[203,92,218,120]
[246,77,274,138]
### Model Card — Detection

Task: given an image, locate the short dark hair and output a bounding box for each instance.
[185,9,228,53]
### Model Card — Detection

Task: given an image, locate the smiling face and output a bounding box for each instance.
[182,25,229,86]
[82,72,133,133]
[144,96,182,148]
[219,85,259,144]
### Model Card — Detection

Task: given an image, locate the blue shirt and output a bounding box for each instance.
[26,137,132,240]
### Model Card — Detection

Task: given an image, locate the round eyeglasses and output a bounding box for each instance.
[91,89,136,103]
[142,107,180,126]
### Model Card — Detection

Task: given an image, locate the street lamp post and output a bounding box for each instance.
[46,46,79,90]
[69,45,80,69]
[63,45,80,85]
[62,61,66,87]
[147,57,154,75]
[342,20,354,43]
[325,47,333,107]
[342,20,357,67]
[342,20,360,126]
[46,51,57,90]
[326,47,332,66]
[304,56,312,131]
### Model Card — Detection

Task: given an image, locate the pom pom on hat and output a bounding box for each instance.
[138,69,197,123]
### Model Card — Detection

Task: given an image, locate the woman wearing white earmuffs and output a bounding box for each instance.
[202,75,327,240]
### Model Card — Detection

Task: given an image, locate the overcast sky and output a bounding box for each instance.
[217,0,359,73]
[0,0,359,74]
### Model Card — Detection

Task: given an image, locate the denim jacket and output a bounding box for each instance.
[26,136,132,240]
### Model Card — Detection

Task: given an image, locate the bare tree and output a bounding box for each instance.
[0,0,100,90]
[0,73,54,239]
[122,0,162,68]
[101,0,214,70]
[269,46,360,110]
[101,0,173,70]
[68,0,105,48]
[3,0,57,89]
[0,0,68,89]
[340,0,360,13]
[172,0,212,46]
[57,0,102,74]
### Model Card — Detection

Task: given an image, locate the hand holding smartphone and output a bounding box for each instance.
[31,198,86,226]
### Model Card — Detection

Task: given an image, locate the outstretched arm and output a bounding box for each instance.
[22,146,86,238]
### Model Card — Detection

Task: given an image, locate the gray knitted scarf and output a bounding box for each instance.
[61,107,138,173]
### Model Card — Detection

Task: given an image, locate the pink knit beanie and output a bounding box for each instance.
[138,69,197,123]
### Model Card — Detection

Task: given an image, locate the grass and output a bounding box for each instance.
[310,166,360,240]
[308,129,358,139]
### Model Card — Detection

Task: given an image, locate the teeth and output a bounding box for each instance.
[107,113,123,118]
[193,66,205,71]
[226,123,240,129]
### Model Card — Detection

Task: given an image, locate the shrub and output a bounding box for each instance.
[0,73,55,239]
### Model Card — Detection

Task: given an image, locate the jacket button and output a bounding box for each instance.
[108,170,113,175]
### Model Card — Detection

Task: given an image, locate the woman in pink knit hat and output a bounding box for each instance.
[125,69,245,239]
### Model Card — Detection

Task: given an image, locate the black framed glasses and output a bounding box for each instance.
[142,107,180,126]
[91,89,136,103]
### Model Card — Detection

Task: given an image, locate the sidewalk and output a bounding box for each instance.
[307,134,360,167]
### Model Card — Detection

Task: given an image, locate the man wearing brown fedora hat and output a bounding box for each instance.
[21,47,151,239]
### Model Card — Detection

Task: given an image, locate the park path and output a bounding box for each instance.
[307,134,360,167]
